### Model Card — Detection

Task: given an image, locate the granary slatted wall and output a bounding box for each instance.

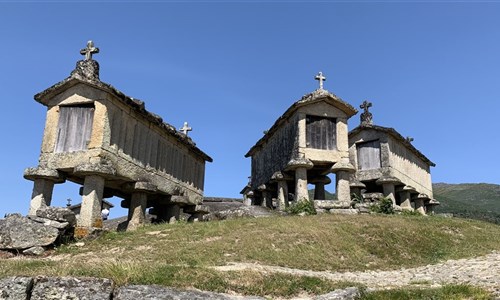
[108,107,205,190]
[251,115,298,189]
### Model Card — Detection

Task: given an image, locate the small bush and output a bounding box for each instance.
[286,199,317,215]
[371,197,394,214]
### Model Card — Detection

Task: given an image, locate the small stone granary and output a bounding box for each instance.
[244,73,437,214]
[24,41,212,236]
[244,73,358,209]
[348,101,438,214]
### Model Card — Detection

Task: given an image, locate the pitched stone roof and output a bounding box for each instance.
[245,88,358,157]
[34,59,212,162]
[349,124,435,167]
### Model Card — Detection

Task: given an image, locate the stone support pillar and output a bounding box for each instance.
[24,167,65,216]
[78,174,105,228]
[376,176,402,206]
[285,156,314,203]
[295,167,309,202]
[243,191,254,206]
[382,183,396,205]
[258,184,272,208]
[330,161,356,203]
[29,179,55,216]
[152,203,180,223]
[276,180,289,209]
[309,175,331,200]
[349,179,366,200]
[314,182,326,200]
[271,171,292,210]
[127,192,147,231]
[336,171,352,203]
[72,161,116,238]
[399,186,416,211]
[414,198,425,215]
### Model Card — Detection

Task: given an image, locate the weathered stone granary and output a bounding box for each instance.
[348,101,438,214]
[24,41,212,235]
[244,73,358,209]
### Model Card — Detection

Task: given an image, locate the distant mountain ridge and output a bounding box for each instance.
[433,182,500,224]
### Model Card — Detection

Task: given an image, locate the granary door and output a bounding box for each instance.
[55,105,95,153]
[356,140,381,170]
[306,115,336,150]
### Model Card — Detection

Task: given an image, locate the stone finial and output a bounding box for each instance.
[80,40,99,61]
[360,100,373,126]
[315,72,326,90]
[179,122,192,136]
[406,136,414,142]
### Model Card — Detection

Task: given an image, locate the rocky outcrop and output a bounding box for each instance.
[0,207,76,255]
[0,277,33,300]
[0,214,59,250]
[0,277,268,300]
[114,285,265,299]
[31,277,114,300]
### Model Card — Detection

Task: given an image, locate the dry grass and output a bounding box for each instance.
[1,214,500,297]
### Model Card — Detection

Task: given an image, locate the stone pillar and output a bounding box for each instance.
[276,180,289,209]
[258,184,272,208]
[399,186,416,211]
[243,191,254,206]
[330,161,356,203]
[127,192,147,231]
[425,198,440,215]
[29,179,55,216]
[376,176,402,206]
[285,156,314,203]
[349,179,366,200]
[24,167,65,216]
[414,198,425,215]
[309,175,331,200]
[78,174,105,228]
[382,184,396,205]
[271,171,292,210]
[152,203,180,223]
[336,171,352,203]
[73,162,116,237]
[295,167,309,202]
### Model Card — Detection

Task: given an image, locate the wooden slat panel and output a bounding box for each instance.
[357,140,381,170]
[306,115,336,150]
[55,106,94,153]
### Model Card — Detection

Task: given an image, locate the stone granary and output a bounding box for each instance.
[24,41,212,236]
[348,101,438,214]
[244,73,358,209]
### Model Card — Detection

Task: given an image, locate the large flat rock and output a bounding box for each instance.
[0,214,59,250]
[31,277,114,300]
[0,277,34,300]
[114,285,264,300]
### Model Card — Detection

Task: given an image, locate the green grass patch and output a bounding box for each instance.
[361,284,493,300]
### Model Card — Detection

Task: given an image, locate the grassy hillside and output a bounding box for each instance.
[0,214,499,298]
[433,183,500,224]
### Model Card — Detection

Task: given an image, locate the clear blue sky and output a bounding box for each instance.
[0,2,499,217]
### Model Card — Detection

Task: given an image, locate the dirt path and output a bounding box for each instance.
[214,251,500,296]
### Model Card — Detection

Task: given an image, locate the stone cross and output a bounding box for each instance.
[360,100,373,126]
[179,122,192,135]
[80,40,99,61]
[314,72,326,90]
[66,198,72,207]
